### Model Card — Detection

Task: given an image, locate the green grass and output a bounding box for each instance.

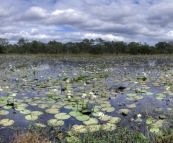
[2,124,173,143]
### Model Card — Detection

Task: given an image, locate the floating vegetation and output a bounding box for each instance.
[1,54,173,141]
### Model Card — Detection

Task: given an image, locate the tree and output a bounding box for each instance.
[47,40,63,54]
[128,42,141,54]
[155,42,168,53]
[17,38,28,47]
[0,38,9,53]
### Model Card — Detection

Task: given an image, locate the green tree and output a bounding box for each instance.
[0,38,9,53]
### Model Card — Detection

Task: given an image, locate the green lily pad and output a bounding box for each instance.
[20,109,31,114]
[69,111,82,117]
[135,118,142,123]
[15,106,25,111]
[71,125,87,133]
[126,93,137,97]
[47,119,64,126]
[145,92,153,95]
[76,114,90,121]
[83,118,98,125]
[119,109,130,115]
[101,123,116,131]
[0,110,9,115]
[101,107,115,112]
[0,119,14,126]
[156,93,165,100]
[126,103,136,108]
[150,127,160,133]
[25,115,38,121]
[4,105,12,109]
[146,117,156,124]
[45,108,60,114]
[92,112,100,117]
[30,111,43,116]
[38,104,49,109]
[108,117,121,124]
[99,115,111,121]
[35,123,46,127]
[54,113,71,120]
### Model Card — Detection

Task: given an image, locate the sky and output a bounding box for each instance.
[0,0,173,45]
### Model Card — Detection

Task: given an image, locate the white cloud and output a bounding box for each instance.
[1,0,173,45]
[31,28,39,35]
[22,6,47,20]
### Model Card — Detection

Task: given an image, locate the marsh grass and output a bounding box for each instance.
[2,122,173,143]
[11,131,51,143]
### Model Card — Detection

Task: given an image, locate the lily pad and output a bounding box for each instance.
[35,123,46,127]
[47,119,64,126]
[83,118,98,125]
[108,117,121,124]
[25,115,38,121]
[101,107,115,112]
[55,113,71,120]
[76,114,90,121]
[150,127,160,133]
[0,119,14,126]
[45,108,60,114]
[101,123,116,131]
[20,109,31,114]
[69,111,82,117]
[71,125,87,133]
[119,109,130,115]
[126,103,136,108]
[0,110,9,115]
[30,111,43,116]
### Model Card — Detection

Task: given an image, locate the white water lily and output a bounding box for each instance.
[165,75,168,77]
[66,79,70,83]
[67,92,71,96]
[137,114,142,118]
[92,95,96,99]
[68,96,71,99]
[83,83,86,86]
[89,92,94,96]
[82,93,87,98]
[12,93,17,96]
[166,86,170,91]
[99,112,104,119]
[142,72,147,77]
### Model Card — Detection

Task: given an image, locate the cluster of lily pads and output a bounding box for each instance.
[1,54,173,136]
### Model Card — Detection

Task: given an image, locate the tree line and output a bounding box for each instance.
[0,37,173,54]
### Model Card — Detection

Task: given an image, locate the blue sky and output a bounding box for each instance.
[0,0,173,45]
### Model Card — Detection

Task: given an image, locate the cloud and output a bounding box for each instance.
[1,0,173,45]
[31,28,39,35]
[21,6,47,20]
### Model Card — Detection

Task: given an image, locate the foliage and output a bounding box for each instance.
[1,37,173,54]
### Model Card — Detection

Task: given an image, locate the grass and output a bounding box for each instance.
[2,124,172,143]
[11,131,51,143]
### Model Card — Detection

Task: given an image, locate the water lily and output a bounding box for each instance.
[92,95,96,99]
[99,112,104,119]
[66,79,70,83]
[137,114,142,118]
[82,93,87,99]
[142,72,147,77]
[67,92,71,96]
[166,86,170,91]
[68,96,71,99]
[89,91,94,96]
